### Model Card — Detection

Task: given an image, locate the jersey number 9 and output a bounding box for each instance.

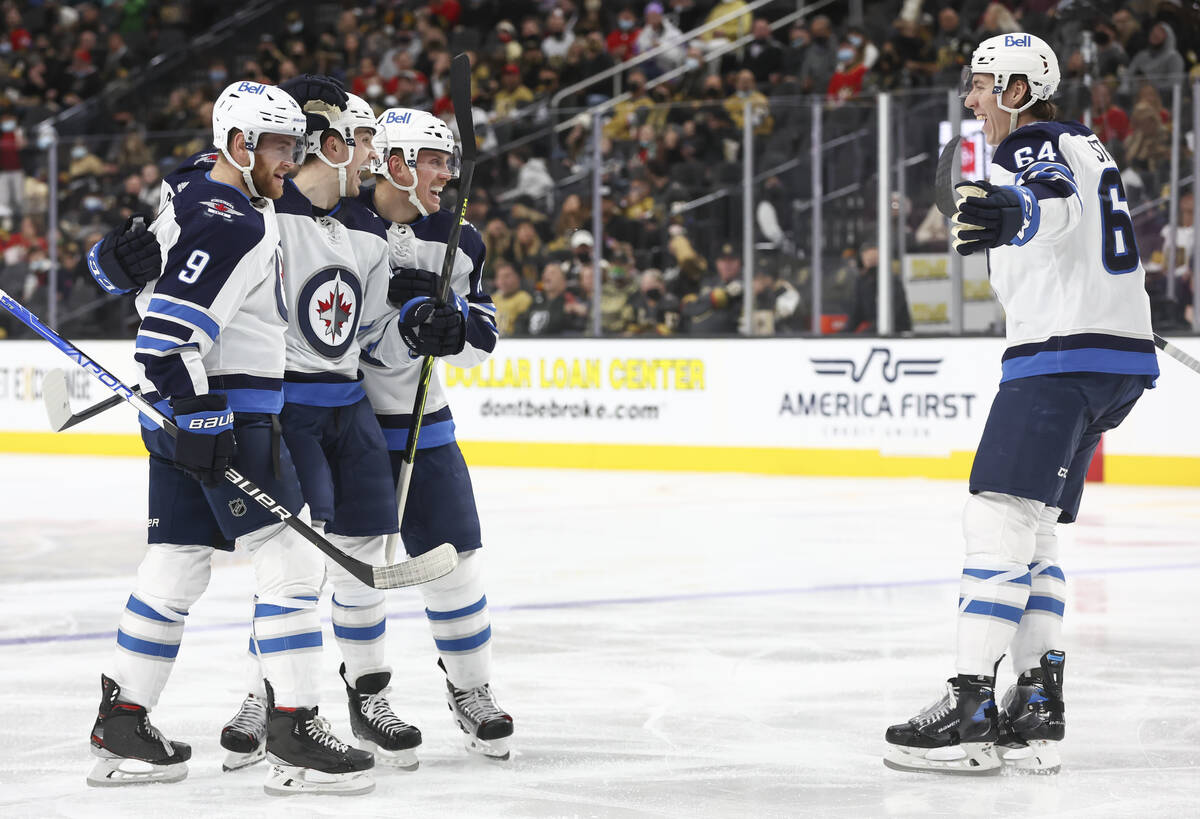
[178,249,211,284]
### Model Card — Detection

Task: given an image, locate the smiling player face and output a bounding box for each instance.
[413,148,455,213]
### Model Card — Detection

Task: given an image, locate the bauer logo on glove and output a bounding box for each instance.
[951,180,1041,256]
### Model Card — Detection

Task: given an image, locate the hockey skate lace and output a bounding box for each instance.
[454,684,505,725]
[914,682,957,729]
[305,715,350,753]
[361,692,412,737]
[225,696,267,740]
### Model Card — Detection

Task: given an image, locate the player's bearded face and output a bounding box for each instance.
[249,134,301,199]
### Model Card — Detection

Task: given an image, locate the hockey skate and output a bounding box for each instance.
[220,693,268,772]
[443,664,514,761]
[341,664,422,770]
[263,682,374,796]
[884,674,1002,776]
[997,650,1066,775]
[87,674,191,787]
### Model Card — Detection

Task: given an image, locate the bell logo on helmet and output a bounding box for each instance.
[1004,34,1031,48]
[385,110,413,124]
[236,81,267,95]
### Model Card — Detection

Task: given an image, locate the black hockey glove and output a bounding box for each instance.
[951,180,1040,256]
[387,266,439,307]
[397,296,468,357]
[279,73,349,110]
[170,394,236,487]
[87,216,162,295]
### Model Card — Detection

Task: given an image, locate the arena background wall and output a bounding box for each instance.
[0,338,1196,486]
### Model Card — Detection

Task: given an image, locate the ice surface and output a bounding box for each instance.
[0,454,1197,818]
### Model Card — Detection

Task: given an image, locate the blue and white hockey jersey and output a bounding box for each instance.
[355,186,498,450]
[133,166,287,416]
[985,121,1159,382]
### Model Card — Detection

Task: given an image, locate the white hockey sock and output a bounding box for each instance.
[1011,506,1066,674]
[956,492,1040,677]
[252,595,322,708]
[112,593,187,709]
[421,551,492,689]
[325,534,390,684]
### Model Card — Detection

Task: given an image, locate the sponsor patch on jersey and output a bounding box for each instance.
[199,198,244,220]
[298,266,364,358]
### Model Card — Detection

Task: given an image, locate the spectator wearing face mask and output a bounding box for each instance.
[828,41,867,103]
[627,268,681,335]
[636,3,686,73]
[604,70,654,142]
[607,8,641,61]
[799,15,837,95]
[724,70,773,136]
[739,17,784,85]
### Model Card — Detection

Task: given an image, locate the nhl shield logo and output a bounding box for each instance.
[229,498,247,517]
[298,266,363,358]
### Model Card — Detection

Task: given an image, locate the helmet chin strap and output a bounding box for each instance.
[315,149,351,198]
[221,145,262,199]
[996,84,1037,135]
[384,160,431,217]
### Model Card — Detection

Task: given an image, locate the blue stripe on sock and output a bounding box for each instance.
[248,636,257,656]
[125,594,177,622]
[426,595,487,621]
[959,599,1025,624]
[255,631,323,654]
[254,603,303,618]
[1032,564,1066,581]
[332,620,386,642]
[962,568,1031,585]
[116,629,180,659]
[1024,595,1066,617]
[433,625,491,653]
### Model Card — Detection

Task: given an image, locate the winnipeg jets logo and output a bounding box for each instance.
[298,266,363,358]
[199,198,243,220]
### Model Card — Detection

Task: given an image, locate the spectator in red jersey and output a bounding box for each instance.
[1090,82,1129,147]
[607,8,640,61]
[827,41,868,103]
[0,109,25,218]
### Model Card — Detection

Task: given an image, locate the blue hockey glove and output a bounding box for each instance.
[951,180,1040,256]
[387,266,439,307]
[397,293,468,357]
[278,73,349,110]
[87,216,162,295]
[170,394,236,487]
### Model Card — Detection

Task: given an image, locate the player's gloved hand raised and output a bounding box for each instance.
[170,394,236,487]
[397,295,468,357]
[278,74,349,110]
[951,180,1040,256]
[87,216,162,295]
[387,266,439,307]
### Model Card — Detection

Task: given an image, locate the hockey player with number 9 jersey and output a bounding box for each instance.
[884,34,1158,777]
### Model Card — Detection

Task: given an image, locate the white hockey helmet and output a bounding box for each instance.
[372,107,461,217]
[211,80,306,198]
[961,33,1060,115]
[304,92,379,196]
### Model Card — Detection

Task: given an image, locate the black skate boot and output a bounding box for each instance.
[263,680,374,796]
[442,660,514,760]
[220,693,268,772]
[341,663,422,770]
[87,674,191,787]
[883,674,1001,775]
[998,650,1066,774]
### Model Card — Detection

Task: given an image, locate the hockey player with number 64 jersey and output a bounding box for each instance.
[885,33,1158,777]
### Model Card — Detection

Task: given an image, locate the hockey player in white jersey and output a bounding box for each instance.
[85,80,375,795]
[884,34,1159,776]
[356,107,513,759]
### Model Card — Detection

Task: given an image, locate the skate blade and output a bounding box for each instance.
[883,742,1001,776]
[222,742,266,772]
[263,762,375,796]
[87,755,188,787]
[464,733,512,761]
[999,740,1061,775]
[356,738,419,771]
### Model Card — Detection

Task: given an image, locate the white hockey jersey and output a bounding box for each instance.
[354,186,498,450]
[134,166,287,417]
[985,120,1159,383]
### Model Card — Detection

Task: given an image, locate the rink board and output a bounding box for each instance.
[0,337,1196,486]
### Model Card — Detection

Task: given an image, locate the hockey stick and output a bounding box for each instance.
[1154,333,1200,375]
[934,135,961,217]
[0,288,457,590]
[42,367,135,431]
[385,52,477,564]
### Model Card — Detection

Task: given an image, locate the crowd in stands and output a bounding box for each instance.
[0,0,1197,340]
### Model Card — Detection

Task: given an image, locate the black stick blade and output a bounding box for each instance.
[935,135,961,217]
[450,53,476,162]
